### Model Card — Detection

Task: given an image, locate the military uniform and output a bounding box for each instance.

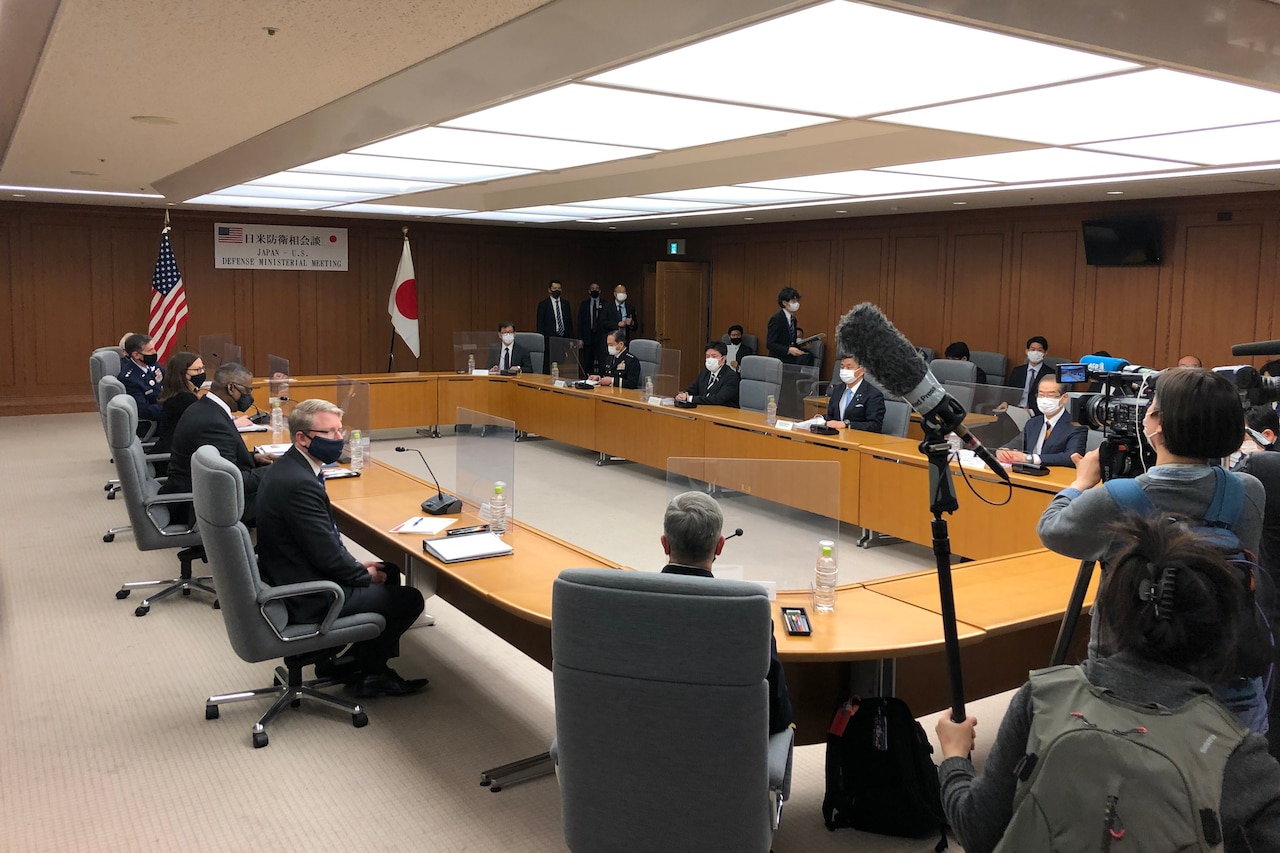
[118,360,164,422]
[602,349,641,389]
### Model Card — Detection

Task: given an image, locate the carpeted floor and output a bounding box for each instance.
[0,412,1012,851]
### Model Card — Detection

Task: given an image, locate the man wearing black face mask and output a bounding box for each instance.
[255,399,428,697]
[118,332,166,426]
[161,362,273,525]
[535,279,573,374]
[577,282,606,374]
[725,324,754,371]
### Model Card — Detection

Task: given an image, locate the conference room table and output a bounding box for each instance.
[251,370,1093,741]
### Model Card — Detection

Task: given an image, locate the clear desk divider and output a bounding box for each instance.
[455,407,517,534]
[665,458,840,595]
[943,381,1026,449]
[267,354,292,408]
[336,376,371,460]
[655,348,681,399]
[453,331,496,374]
[778,363,820,420]
[199,334,236,370]
[548,336,582,382]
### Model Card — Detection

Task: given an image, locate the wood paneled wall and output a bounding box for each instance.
[4,190,1280,414]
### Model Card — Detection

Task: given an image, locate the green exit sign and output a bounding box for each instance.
[667,238,686,256]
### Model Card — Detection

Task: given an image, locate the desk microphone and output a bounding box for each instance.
[724,528,744,543]
[394,446,462,515]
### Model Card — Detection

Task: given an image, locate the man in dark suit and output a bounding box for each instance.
[534,280,572,373]
[1006,335,1051,415]
[255,398,428,698]
[577,283,606,375]
[825,354,886,433]
[599,284,639,339]
[996,374,1086,467]
[161,362,272,524]
[590,330,641,389]
[725,324,754,371]
[766,286,813,366]
[943,341,988,385]
[486,321,533,374]
[677,342,740,407]
[660,491,793,735]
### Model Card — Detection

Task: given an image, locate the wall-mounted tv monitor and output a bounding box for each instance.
[1081,216,1163,266]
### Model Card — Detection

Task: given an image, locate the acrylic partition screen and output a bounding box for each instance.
[199,334,239,371]
[547,335,582,381]
[940,381,1026,450]
[778,363,820,420]
[655,348,681,398]
[267,355,292,407]
[336,376,371,456]
[665,458,839,592]
[453,332,496,374]
[455,407,516,527]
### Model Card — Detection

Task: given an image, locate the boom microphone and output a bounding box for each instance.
[837,303,1010,483]
[394,446,463,515]
[724,528,744,542]
[1232,340,1280,357]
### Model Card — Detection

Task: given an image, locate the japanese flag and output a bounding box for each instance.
[389,239,420,358]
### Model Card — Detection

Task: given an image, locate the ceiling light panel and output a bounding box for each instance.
[745,170,990,196]
[211,185,379,202]
[572,196,733,212]
[325,203,475,216]
[355,127,655,171]
[186,194,332,209]
[879,148,1194,183]
[588,0,1136,118]
[879,69,1280,146]
[498,205,651,219]
[1082,121,1280,166]
[442,83,833,150]
[297,153,535,184]
[445,211,576,222]
[643,185,840,204]
[249,171,447,194]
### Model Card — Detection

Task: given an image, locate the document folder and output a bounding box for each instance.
[422,531,513,563]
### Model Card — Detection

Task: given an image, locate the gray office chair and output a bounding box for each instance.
[90,346,123,394]
[860,399,912,549]
[916,346,934,362]
[969,350,1008,385]
[106,394,214,615]
[721,332,760,369]
[1043,355,1068,374]
[1086,428,1106,452]
[514,331,545,374]
[739,355,783,413]
[928,358,978,385]
[629,338,661,389]
[192,446,385,749]
[552,568,793,853]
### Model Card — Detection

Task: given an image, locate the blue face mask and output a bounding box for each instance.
[306,434,344,465]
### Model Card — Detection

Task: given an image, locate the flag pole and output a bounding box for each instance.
[387,227,408,372]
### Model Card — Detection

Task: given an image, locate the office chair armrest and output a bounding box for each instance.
[259,580,347,634]
[767,727,794,791]
[143,492,198,536]
[144,452,171,463]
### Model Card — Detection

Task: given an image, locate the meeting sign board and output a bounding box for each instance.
[214,223,349,271]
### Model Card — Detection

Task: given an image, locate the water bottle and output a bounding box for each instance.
[467,353,475,373]
[814,539,837,612]
[765,395,778,426]
[551,362,559,382]
[644,375,654,398]
[490,481,507,536]
[269,401,284,443]
[349,430,364,472]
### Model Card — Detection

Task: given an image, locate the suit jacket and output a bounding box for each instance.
[661,564,793,735]
[1007,362,1052,415]
[154,391,198,454]
[825,380,886,433]
[535,296,573,340]
[766,309,808,363]
[118,361,164,423]
[726,340,755,370]
[1004,413,1086,467]
[600,299,640,338]
[160,395,265,523]
[486,342,533,373]
[682,366,740,407]
[602,349,641,389]
[1237,450,1280,575]
[255,446,371,622]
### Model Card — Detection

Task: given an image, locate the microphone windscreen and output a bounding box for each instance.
[1232,340,1280,357]
[836,302,928,398]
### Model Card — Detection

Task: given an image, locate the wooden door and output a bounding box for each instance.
[647,261,709,388]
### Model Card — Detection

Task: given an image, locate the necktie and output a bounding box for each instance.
[554,300,564,335]
[843,387,853,418]
[590,300,597,332]
[1023,367,1036,406]
[503,347,510,370]
[708,371,717,389]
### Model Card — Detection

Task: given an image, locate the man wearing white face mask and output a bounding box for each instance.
[677,342,740,407]
[766,286,814,366]
[824,354,885,432]
[487,321,533,374]
[590,330,641,389]
[1007,335,1051,414]
[600,284,640,339]
[997,375,1086,467]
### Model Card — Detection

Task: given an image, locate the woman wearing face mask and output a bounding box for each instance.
[766,286,814,366]
[995,375,1087,468]
[154,351,206,455]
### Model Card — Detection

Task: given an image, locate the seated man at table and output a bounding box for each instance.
[725,324,754,371]
[661,491,793,735]
[589,330,641,389]
[677,342,739,407]
[118,332,165,429]
[255,399,428,698]
[487,321,533,374]
[161,362,273,525]
[941,341,988,385]
[825,354,885,433]
[996,374,1086,468]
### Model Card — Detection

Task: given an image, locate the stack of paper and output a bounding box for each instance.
[422,532,513,563]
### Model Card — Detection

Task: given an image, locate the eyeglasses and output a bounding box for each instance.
[307,427,345,439]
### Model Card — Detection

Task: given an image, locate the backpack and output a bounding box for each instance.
[993,665,1246,852]
[822,696,948,850]
[1105,469,1276,733]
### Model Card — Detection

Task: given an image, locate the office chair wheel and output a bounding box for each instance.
[352,712,368,728]
[480,777,492,787]
[252,731,269,749]
[489,784,502,793]
[134,605,149,617]
[104,483,113,491]
[115,589,130,599]
[205,705,219,720]
[107,491,116,500]
[103,533,115,543]
[182,588,192,596]
[212,599,220,610]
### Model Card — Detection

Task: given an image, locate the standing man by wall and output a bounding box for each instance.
[577,282,606,375]
[535,280,572,374]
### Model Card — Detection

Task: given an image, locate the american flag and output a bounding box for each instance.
[217,225,244,243]
[148,229,188,362]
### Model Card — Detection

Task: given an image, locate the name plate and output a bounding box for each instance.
[775,420,795,431]
[553,380,567,388]
[647,395,663,405]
